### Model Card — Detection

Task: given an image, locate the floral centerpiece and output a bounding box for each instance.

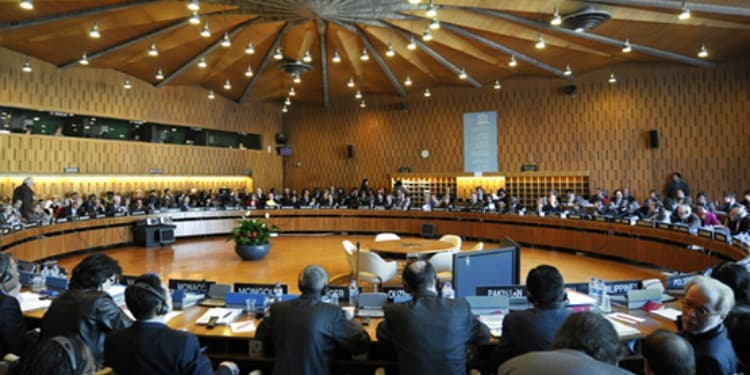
[228,212,278,260]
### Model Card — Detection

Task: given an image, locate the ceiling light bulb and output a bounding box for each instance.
[407,36,417,50]
[698,43,709,58]
[221,32,231,48]
[224,79,231,90]
[493,80,501,90]
[551,5,562,26]
[347,77,355,88]
[404,75,412,86]
[289,87,296,96]
[284,97,291,106]
[508,55,517,67]
[89,21,101,39]
[332,50,341,63]
[426,2,437,18]
[293,73,301,84]
[79,52,89,65]
[273,48,283,60]
[245,41,255,54]
[622,38,632,53]
[123,79,132,90]
[360,48,369,61]
[424,88,431,97]
[385,43,395,57]
[22,59,32,73]
[535,33,546,49]
[208,90,215,99]
[188,0,200,11]
[198,57,207,68]
[189,11,201,25]
[148,43,159,57]
[678,5,691,20]
[303,50,312,63]
[282,105,288,113]
[155,68,164,80]
[200,21,211,38]
[355,90,362,100]
[423,28,433,42]
[564,64,572,76]
[360,100,366,108]
[245,65,254,77]
[458,68,467,80]
[408,0,420,4]
[20,0,33,10]
[430,17,440,30]
[608,72,617,84]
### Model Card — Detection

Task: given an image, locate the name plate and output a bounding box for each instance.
[672,224,690,233]
[666,273,699,290]
[656,222,671,230]
[564,282,589,294]
[603,280,642,295]
[476,285,526,299]
[637,220,654,228]
[168,279,215,294]
[234,282,288,296]
[382,286,411,302]
[715,232,730,243]
[327,285,361,302]
[697,229,714,239]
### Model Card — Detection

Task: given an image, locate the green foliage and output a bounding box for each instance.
[227,214,278,246]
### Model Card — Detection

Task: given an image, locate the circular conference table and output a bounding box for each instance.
[1,208,746,273]
[362,238,456,259]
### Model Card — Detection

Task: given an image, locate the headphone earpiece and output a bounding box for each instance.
[132,282,169,316]
[0,253,12,284]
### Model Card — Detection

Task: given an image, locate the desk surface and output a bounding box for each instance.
[363,239,455,257]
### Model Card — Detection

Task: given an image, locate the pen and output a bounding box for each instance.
[234,321,254,330]
[221,311,232,319]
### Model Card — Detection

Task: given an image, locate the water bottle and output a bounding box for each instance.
[348,280,359,307]
[588,277,598,299]
[599,279,611,313]
[329,291,339,306]
[441,281,455,299]
[273,282,283,303]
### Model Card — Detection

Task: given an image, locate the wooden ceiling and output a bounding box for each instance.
[1,0,749,109]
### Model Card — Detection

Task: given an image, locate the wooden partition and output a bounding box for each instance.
[2,210,744,273]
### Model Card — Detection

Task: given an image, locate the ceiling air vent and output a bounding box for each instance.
[561,7,612,33]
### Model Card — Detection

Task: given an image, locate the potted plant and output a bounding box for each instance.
[228,212,278,260]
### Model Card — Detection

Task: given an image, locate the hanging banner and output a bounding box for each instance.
[463,111,498,173]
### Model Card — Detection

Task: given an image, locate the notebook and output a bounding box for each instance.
[357,292,388,318]
[195,307,242,326]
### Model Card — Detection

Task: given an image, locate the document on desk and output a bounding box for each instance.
[229,320,256,334]
[195,308,242,325]
[18,291,52,312]
[649,307,681,321]
[477,314,504,337]
[605,316,640,337]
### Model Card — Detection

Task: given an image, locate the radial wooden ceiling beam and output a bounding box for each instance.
[239,22,293,104]
[354,24,407,97]
[317,19,330,108]
[587,0,750,17]
[0,0,164,32]
[156,19,254,88]
[462,6,716,69]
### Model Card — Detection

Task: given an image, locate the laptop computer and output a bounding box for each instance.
[199,283,232,307]
[357,292,388,318]
[465,295,509,316]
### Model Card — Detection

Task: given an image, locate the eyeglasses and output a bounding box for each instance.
[682,299,718,319]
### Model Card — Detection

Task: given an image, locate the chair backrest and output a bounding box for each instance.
[469,242,484,251]
[439,234,462,252]
[429,251,454,273]
[342,240,356,256]
[375,232,400,242]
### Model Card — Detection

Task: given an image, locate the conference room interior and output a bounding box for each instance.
[1,0,750,374]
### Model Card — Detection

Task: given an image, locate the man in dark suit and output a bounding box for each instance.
[484,265,572,371]
[376,260,490,375]
[0,253,36,357]
[11,177,34,219]
[104,273,238,375]
[256,265,370,375]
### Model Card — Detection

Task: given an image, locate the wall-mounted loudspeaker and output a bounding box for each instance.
[649,130,659,149]
[563,85,577,97]
[347,145,354,158]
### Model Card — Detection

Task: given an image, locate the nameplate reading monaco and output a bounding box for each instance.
[666,272,700,290]
[168,279,215,293]
[476,285,526,299]
[382,286,410,302]
[233,283,289,295]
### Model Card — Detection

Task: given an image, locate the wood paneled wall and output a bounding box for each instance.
[0,47,283,189]
[284,60,750,202]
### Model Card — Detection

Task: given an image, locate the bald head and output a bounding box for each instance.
[642,330,695,375]
[402,260,437,294]
[299,265,328,295]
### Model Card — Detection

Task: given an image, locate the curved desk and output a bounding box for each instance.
[2,209,746,273]
[363,239,455,259]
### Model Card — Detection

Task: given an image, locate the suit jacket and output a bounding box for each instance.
[255,293,370,375]
[376,293,490,375]
[11,184,34,219]
[41,289,133,365]
[682,324,737,375]
[489,305,572,368]
[105,321,231,375]
[0,293,31,356]
[498,349,633,375]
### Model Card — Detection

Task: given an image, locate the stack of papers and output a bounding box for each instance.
[18,292,51,312]
[650,307,681,321]
[195,308,243,325]
[605,316,641,337]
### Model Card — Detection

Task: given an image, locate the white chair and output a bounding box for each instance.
[469,242,484,251]
[375,232,400,242]
[356,251,398,290]
[429,251,455,282]
[439,234,462,252]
